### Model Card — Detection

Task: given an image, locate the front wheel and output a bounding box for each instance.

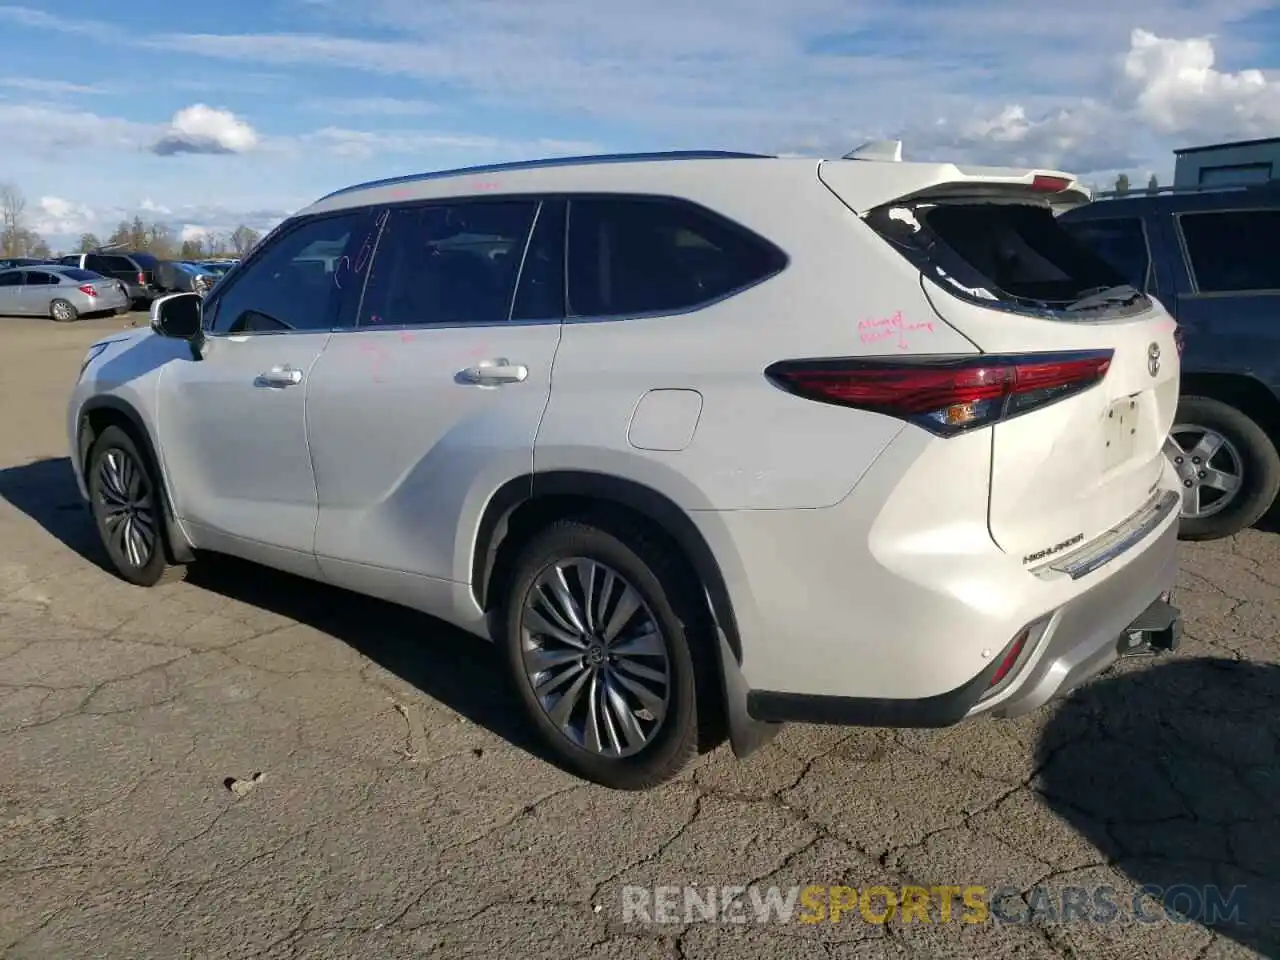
[501,518,711,790]
[86,425,185,586]
[1165,396,1280,541]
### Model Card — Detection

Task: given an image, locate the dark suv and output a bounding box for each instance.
[1060,182,1280,540]
[58,251,162,307]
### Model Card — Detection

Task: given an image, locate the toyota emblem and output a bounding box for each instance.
[1147,342,1161,377]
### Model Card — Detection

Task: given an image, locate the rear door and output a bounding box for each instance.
[1167,206,1280,388]
[850,180,1180,559]
[307,196,562,585]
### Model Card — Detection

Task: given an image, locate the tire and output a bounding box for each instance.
[501,517,714,790]
[1167,396,1280,541]
[49,298,78,323]
[86,425,187,586]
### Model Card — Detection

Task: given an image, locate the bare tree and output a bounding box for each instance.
[1147,173,1159,191]
[230,224,260,256]
[1114,173,1131,195]
[1,182,29,256]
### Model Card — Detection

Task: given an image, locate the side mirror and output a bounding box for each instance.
[150,292,203,340]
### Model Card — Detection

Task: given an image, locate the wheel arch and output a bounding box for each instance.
[472,472,737,657]
[77,396,195,564]
[471,470,781,759]
[1179,372,1280,439]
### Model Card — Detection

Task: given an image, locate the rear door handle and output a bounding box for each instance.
[254,365,303,388]
[458,358,528,385]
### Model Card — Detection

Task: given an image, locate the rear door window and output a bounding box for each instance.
[511,200,566,321]
[565,197,786,318]
[1059,217,1153,293]
[24,271,58,285]
[1177,209,1280,293]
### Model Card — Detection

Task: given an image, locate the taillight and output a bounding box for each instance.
[764,350,1113,437]
[137,272,146,285]
[1030,175,1071,192]
[78,284,98,297]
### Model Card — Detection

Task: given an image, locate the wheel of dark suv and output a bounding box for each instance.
[501,518,712,789]
[49,299,78,323]
[1165,396,1280,541]
[86,425,186,586]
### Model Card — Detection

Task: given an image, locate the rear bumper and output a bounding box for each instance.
[701,428,1183,730]
[742,503,1180,726]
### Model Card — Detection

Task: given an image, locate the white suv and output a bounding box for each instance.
[68,148,1183,789]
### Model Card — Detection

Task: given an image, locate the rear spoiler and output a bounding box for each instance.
[818,152,1093,214]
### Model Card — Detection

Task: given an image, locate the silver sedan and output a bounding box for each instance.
[0,265,131,321]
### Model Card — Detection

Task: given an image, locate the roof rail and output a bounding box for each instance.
[315,150,776,203]
[1091,181,1277,201]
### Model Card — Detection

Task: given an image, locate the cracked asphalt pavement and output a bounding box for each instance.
[1,313,1278,959]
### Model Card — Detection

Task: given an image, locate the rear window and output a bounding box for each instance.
[867,201,1146,318]
[565,197,787,318]
[61,268,99,282]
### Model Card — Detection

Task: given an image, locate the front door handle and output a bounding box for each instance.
[457,358,529,385]
[254,365,303,388]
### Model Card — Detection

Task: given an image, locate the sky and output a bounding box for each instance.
[2,0,1280,250]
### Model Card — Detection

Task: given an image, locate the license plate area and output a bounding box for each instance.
[1103,394,1141,471]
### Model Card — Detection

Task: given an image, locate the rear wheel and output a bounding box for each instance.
[1165,396,1280,541]
[49,299,78,322]
[87,425,186,586]
[501,518,711,790]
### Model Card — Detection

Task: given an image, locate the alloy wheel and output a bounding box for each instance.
[51,300,74,322]
[519,558,671,758]
[1165,425,1244,519]
[96,448,158,569]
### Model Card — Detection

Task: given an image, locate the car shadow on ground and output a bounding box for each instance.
[0,456,549,764]
[0,456,113,569]
[1037,657,1280,955]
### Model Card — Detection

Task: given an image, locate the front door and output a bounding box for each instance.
[153,209,379,577]
[307,197,565,607]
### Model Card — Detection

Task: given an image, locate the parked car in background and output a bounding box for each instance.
[1060,181,1280,540]
[154,260,216,295]
[69,148,1183,789]
[58,252,160,307]
[0,264,129,321]
[0,256,53,270]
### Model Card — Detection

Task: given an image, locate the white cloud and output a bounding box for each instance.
[0,102,152,155]
[152,104,260,156]
[0,77,109,95]
[1122,28,1280,139]
[31,196,98,238]
[20,192,291,251]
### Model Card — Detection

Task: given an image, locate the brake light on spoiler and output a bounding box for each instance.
[765,351,1113,437]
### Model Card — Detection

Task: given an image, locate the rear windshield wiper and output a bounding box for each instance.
[1064,284,1142,312]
